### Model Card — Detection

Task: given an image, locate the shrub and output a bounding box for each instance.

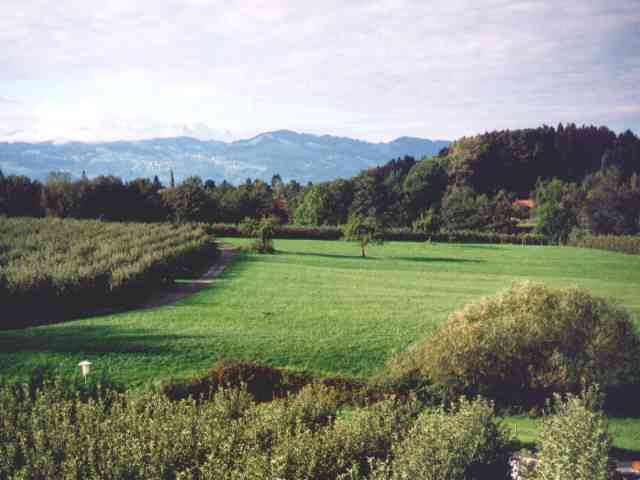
[383,229,550,245]
[273,225,342,240]
[0,218,218,328]
[387,282,640,408]
[210,223,343,240]
[164,361,287,402]
[411,208,441,235]
[342,215,385,257]
[347,397,512,480]
[210,222,243,237]
[0,377,420,480]
[209,222,550,245]
[533,389,611,480]
[266,396,420,480]
[240,216,276,253]
[568,233,640,255]
[163,361,396,407]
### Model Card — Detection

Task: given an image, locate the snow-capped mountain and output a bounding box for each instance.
[0,130,449,184]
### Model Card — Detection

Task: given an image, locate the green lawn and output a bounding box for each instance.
[1,238,639,386]
[504,416,640,458]
[2,238,639,451]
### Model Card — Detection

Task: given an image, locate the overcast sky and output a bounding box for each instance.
[1,0,638,143]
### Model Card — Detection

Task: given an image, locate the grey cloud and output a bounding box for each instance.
[0,0,638,141]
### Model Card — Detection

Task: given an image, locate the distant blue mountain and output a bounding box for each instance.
[0,130,450,184]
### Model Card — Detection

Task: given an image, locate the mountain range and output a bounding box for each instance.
[0,130,449,185]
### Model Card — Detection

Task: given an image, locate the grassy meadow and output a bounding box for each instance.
[2,238,639,384]
[2,237,639,451]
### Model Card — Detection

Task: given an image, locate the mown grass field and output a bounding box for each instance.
[2,237,639,384]
[1,237,639,450]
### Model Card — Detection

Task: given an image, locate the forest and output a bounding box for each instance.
[1,123,639,242]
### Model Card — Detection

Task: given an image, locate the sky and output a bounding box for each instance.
[1,0,639,143]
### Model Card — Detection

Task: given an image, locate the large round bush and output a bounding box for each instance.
[388,282,640,406]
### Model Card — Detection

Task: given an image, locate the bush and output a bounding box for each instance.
[240,216,277,253]
[210,223,342,240]
[347,397,512,480]
[0,218,218,328]
[210,222,550,245]
[569,233,640,255]
[163,361,395,407]
[383,229,550,245]
[533,389,611,480]
[273,225,342,240]
[164,361,287,402]
[0,377,422,480]
[387,282,640,408]
[411,209,441,235]
[342,215,385,257]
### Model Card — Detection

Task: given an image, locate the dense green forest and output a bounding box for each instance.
[1,124,639,240]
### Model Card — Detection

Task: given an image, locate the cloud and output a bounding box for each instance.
[0,0,638,141]
[615,105,640,115]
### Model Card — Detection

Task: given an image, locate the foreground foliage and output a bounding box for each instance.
[1,372,629,480]
[0,217,217,327]
[347,397,512,480]
[0,377,518,480]
[388,282,640,408]
[532,390,612,480]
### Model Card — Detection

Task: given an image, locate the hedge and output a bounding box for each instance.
[0,218,218,328]
[210,223,342,240]
[385,229,550,245]
[0,377,515,480]
[569,234,640,255]
[211,223,550,245]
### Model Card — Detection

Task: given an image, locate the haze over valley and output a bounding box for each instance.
[0,130,448,184]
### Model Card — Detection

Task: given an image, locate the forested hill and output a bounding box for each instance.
[1,123,639,239]
[441,124,640,197]
[293,124,640,236]
[0,130,449,184]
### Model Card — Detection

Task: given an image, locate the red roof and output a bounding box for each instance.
[513,199,535,209]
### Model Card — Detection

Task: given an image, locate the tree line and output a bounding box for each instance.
[1,123,638,239]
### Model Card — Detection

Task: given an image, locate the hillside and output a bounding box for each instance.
[441,124,640,197]
[0,130,449,184]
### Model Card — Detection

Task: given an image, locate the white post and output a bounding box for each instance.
[78,361,92,384]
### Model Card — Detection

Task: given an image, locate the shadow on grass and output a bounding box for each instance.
[2,252,247,332]
[389,256,484,264]
[611,446,640,461]
[268,250,484,264]
[284,251,380,260]
[0,325,198,355]
[509,439,537,454]
[445,244,504,251]
[506,440,640,460]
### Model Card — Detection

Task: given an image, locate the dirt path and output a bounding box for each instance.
[138,244,238,310]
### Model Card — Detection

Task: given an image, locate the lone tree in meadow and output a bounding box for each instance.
[343,215,385,257]
[241,216,277,253]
